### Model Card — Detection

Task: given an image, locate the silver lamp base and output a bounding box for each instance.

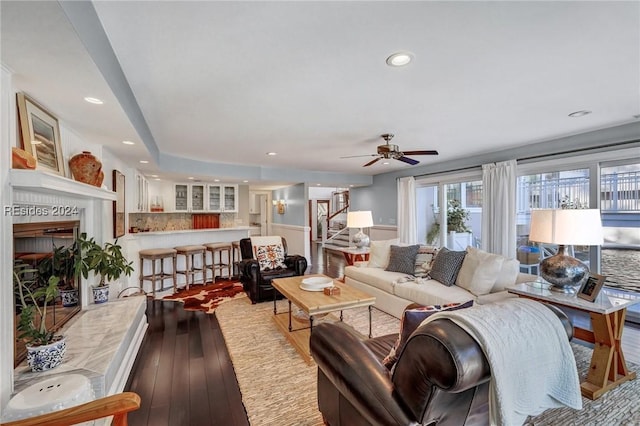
[539,245,589,294]
[353,229,370,248]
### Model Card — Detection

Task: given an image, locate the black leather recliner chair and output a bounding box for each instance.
[310,304,573,426]
[238,237,308,304]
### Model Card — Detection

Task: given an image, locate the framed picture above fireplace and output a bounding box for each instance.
[17,92,65,176]
[113,170,126,238]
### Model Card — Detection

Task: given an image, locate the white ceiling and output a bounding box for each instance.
[2,1,639,186]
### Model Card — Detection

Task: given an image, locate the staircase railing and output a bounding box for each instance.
[328,190,349,221]
[323,226,350,246]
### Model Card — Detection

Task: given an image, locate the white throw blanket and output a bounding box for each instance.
[422,298,582,426]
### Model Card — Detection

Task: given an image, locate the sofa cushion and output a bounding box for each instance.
[344,266,404,294]
[386,245,420,275]
[414,246,438,277]
[456,247,505,296]
[492,257,521,292]
[382,300,474,369]
[367,239,400,268]
[255,244,286,271]
[393,279,477,306]
[429,247,466,286]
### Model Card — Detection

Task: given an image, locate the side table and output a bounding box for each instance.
[323,244,370,266]
[507,282,639,400]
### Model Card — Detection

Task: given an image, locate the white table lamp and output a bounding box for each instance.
[347,211,373,248]
[529,209,603,293]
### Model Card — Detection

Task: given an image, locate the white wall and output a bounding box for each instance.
[1,65,15,418]
[0,69,137,414]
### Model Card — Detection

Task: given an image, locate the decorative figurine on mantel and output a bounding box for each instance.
[69,151,104,187]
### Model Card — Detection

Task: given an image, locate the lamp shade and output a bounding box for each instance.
[347,211,373,229]
[529,209,604,246]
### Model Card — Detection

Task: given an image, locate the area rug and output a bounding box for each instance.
[162,280,245,314]
[215,297,640,426]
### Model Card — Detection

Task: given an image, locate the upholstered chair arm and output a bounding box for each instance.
[310,323,414,426]
[284,255,307,275]
[239,259,260,280]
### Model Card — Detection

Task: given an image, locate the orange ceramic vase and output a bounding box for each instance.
[69,151,104,187]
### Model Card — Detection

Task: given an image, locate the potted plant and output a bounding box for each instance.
[446,199,472,249]
[75,234,134,304]
[426,200,472,247]
[14,262,66,372]
[37,242,80,307]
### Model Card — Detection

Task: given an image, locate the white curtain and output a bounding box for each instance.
[481,160,517,257]
[397,176,417,244]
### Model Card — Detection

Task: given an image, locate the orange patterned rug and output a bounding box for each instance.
[162,280,246,314]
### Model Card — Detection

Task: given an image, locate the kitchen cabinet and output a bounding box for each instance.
[174,183,206,212]
[208,184,238,212]
[135,173,149,212]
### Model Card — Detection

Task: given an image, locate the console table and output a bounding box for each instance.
[508,282,639,400]
[323,244,370,266]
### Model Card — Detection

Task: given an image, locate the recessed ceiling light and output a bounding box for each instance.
[568,110,592,118]
[84,97,103,105]
[139,160,149,164]
[154,178,161,181]
[243,180,249,183]
[122,140,135,145]
[386,51,414,67]
[188,177,194,180]
[266,152,277,156]
[316,183,321,186]
[383,161,390,165]
[214,179,220,182]
[349,185,354,187]
[151,174,158,178]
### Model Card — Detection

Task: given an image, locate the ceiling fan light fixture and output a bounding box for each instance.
[386,52,414,67]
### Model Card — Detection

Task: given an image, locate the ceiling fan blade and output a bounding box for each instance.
[340,154,378,159]
[402,150,439,156]
[397,156,420,165]
[363,157,382,167]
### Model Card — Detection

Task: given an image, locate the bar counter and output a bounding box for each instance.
[120,226,260,291]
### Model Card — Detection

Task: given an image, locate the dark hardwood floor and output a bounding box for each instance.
[125,242,343,426]
[125,242,640,424]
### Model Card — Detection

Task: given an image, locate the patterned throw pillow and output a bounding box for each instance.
[428,247,467,286]
[385,245,420,275]
[255,244,286,271]
[382,300,474,369]
[414,246,439,277]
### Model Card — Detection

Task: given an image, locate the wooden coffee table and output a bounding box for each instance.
[272,274,376,364]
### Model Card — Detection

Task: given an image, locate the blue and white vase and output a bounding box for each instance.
[60,289,79,307]
[26,337,66,372]
[92,285,109,304]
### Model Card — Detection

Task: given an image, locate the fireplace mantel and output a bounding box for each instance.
[9,170,116,201]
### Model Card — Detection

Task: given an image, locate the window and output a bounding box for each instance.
[416,173,482,249]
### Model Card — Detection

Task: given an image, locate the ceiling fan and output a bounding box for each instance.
[341,134,439,167]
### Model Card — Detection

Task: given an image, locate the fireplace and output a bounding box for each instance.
[13,220,81,366]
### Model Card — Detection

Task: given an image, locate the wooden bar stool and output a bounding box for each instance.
[175,245,206,290]
[139,248,177,296]
[205,242,232,281]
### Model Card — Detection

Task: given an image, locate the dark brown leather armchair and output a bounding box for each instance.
[238,237,308,304]
[309,304,573,426]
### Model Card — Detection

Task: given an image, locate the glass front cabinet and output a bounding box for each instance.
[174,183,206,212]
[208,184,238,212]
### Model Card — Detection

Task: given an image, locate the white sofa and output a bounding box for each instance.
[344,244,536,319]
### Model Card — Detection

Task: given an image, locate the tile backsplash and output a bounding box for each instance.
[129,213,237,232]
